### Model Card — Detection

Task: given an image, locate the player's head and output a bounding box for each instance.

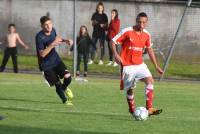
[136,12,148,31]
[79,25,88,36]
[8,23,16,33]
[96,2,104,14]
[111,9,118,20]
[40,16,53,33]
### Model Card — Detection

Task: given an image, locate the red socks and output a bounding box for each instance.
[126,84,154,113]
[145,84,154,109]
[127,95,135,113]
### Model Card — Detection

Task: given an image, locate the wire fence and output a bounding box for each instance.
[0,0,199,80]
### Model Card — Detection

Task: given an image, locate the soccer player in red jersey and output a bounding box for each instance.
[112,12,163,116]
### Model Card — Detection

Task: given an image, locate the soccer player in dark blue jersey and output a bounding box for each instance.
[35,16,74,105]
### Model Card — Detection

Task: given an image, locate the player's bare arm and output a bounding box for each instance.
[146,47,163,75]
[16,33,29,49]
[39,36,62,58]
[111,41,121,64]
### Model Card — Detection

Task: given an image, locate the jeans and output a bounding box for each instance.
[107,40,119,61]
[77,52,89,72]
[90,36,105,61]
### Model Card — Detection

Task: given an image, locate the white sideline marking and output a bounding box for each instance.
[1,105,200,121]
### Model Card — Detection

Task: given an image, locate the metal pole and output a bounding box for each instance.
[73,0,77,77]
[159,0,192,81]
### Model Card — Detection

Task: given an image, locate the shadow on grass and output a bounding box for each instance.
[0,125,120,134]
[0,106,133,122]
[0,97,58,104]
[0,115,5,120]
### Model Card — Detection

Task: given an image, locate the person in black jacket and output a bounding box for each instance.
[72,25,92,78]
[88,2,108,65]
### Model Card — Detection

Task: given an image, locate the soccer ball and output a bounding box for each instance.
[134,107,149,121]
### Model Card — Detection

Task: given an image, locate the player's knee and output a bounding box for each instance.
[63,70,72,83]
[146,77,154,85]
[63,72,72,89]
[127,88,133,95]
[65,76,72,83]
[64,73,71,79]
[146,84,154,90]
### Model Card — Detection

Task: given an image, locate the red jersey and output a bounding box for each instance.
[107,19,120,40]
[112,27,152,66]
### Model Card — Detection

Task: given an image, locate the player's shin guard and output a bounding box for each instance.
[126,94,135,113]
[55,81,67,103]
[62,76,72,91]
[145,84,154,109]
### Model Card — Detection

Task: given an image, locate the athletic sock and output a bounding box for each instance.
[55,82,67,103]
[126,94,135,113]
[62,76,72,91]
[145,84,154,109]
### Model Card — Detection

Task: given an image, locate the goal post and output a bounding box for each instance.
[159,0,193,81]
[73,0,77,77]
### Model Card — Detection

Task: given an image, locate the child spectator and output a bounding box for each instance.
[71,25,92,79]
[0,24,29,73]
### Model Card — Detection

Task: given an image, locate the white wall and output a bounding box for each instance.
[0,0,199,59]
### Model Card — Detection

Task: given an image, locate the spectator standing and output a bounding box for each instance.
[107,9,120,67]
[72,25,92,79]
[0,24,29,73]
[88,2,108,65]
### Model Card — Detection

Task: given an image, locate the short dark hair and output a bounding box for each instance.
[136,12,148,20]
[40,16,51,25]
[8,23,15,28]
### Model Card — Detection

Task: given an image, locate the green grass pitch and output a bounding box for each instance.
[0,73,200,134]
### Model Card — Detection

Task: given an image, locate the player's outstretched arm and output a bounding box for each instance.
[111,41,121,64]
[39,36,62,58]
[16,33,29,49]
[147,47,163,75]
[62,39,73,46]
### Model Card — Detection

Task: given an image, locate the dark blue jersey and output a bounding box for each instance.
[35,28,61,71]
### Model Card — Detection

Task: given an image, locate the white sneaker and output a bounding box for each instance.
[88,60,93,65]
[106,61,112,66]
[75,76,83,81]
[113,62,118,67]
[83,78,88,82]
[98,60,103,65]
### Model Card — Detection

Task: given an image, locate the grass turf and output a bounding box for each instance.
[0,73,200,134]
[0,54,200,80]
